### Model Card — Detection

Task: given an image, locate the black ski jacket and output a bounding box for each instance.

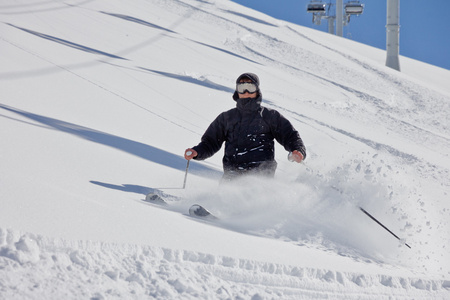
[192,94,306,176]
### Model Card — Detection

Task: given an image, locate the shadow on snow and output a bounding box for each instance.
[0,104,221,178]
[8,23,127,60]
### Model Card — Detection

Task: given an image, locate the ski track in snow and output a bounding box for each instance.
[1,228,449,299]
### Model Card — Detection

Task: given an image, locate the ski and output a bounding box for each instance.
[189,204,218,220]
[145,194,218,221]
[144,193,168,205]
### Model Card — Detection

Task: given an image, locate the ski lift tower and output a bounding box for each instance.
[386,0,400,71]
[307,1,364,36]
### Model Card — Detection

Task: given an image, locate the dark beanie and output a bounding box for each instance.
[235,73,260,87]
[233,73,260,101]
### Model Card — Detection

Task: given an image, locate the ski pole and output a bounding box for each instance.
[359,207,411,249]
[183,151,192,189]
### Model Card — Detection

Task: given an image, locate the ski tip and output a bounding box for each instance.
[189,204,217,219]
[145,193,168,205]
[189,204,207,216]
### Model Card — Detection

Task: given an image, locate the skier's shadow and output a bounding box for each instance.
[89,181,181,199]
[90,181,153,195]
[89,181,194,216]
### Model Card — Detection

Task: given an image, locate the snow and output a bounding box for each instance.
[1,0,449,298]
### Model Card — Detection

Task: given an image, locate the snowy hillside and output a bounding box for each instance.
[1,0,449,298]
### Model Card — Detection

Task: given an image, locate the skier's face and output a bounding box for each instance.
[237,78,257,99]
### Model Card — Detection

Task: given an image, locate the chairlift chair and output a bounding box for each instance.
[345,2,364,15]
[307,2,326,13]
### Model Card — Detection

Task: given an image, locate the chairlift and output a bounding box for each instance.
[307,2,326,13]
[312,14,322,25]
[345,2,364,15]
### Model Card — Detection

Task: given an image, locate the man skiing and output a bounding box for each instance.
[184,73,306,180]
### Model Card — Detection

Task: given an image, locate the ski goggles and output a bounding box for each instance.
[236,82,258,94]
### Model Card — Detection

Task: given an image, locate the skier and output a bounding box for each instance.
[184,73,306,181]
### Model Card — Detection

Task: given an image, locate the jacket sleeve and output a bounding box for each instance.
[192,113,226,161]
[269,110,307,159]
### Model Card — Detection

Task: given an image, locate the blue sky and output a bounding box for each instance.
[232,0,450,70]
